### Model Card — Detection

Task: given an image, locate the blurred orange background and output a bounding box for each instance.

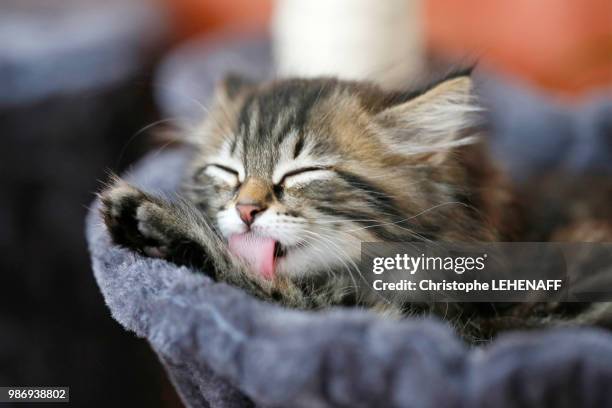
[425,0,612,98]
[162,0,611,98]
[164,0,272,38]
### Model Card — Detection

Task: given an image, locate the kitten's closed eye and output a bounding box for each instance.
[203,163,333,189]
[202,164,240,187]
[277,166,334,188]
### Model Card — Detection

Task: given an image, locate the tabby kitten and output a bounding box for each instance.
[101,73,608,339]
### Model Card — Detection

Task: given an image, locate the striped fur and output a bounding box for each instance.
[100,74,612,342]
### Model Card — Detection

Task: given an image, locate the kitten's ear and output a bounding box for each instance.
[187,74,255,147]
[215,73,255,104]
[375,76,482,164]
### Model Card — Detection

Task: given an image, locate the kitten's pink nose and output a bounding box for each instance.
[236,203,265,226]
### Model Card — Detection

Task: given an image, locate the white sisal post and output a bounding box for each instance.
[272,0,423,89]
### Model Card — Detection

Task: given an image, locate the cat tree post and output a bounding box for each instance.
[272,0,424,89]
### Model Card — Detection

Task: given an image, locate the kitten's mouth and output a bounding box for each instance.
[228,233,288,280]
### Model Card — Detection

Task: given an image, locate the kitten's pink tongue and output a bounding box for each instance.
[228,233,277,279]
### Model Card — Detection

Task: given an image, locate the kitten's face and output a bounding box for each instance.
[184,77,482,280]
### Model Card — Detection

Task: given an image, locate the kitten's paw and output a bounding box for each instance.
[100,181,173,258]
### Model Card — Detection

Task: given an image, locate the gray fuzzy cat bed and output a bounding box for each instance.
[87,148,612,408]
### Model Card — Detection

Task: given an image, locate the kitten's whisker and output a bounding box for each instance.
[313,200,472,242]
[300,231,361,289]
[115,117,185,169]
[314,217,431,243]
[301,230,393,306]
[152,82,210,115]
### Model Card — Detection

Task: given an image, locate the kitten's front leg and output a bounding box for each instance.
[99,179,299,303]
[100,178,227,274]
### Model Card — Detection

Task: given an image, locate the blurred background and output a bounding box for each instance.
[0,0,610,406]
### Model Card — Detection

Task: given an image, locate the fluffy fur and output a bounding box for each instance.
[100,74,612,341]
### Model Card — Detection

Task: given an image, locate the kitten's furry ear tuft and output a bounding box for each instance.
[375,76,483,164]
[216,73,255,103]
[185,74,255,148]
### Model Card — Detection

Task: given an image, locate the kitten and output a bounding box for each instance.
[100,73,611,340]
